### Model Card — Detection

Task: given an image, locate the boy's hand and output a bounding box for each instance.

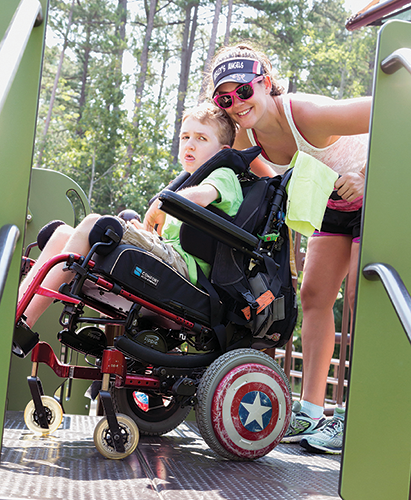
[334,171,365,202]
[143,200,166,235]
[130,219,144,230]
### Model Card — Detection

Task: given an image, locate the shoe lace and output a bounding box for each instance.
[322,417,343,436]
[288,410,313,432]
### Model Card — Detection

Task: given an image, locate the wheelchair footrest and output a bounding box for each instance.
[13,321,39,358]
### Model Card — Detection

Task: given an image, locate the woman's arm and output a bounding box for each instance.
[290,95,371,200]
[290,94,372,147]
[250,157,275,177]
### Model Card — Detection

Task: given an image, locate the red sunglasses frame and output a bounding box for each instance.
[214,76,265,110]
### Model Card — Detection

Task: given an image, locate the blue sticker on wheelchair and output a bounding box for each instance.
[132,266,160,287]
[238,391,272,432]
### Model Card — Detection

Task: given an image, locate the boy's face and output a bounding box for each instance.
[179,117,228,174]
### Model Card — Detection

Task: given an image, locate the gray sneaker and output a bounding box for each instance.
[281,401,326,443]
[300,407,345,454]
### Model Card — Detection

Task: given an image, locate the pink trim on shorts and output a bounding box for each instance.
[313,230,360,242]
[327,197,363,212]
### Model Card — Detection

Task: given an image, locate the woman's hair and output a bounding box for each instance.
[206,42,284,98]
[182,102,237,147]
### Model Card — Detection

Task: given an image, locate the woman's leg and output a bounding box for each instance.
[300,235,353,407]
[20,214,101,327]
[346,241,360,313]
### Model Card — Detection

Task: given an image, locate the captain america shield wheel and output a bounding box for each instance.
[210,363,291,459]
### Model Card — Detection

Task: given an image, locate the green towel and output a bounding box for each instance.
[285,151,339,237]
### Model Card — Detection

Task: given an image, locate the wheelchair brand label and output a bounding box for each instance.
[132,266,159,287]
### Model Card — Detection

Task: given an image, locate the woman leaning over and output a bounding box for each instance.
[208,43,371,454]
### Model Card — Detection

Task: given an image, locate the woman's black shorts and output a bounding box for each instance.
[313,207,362,242]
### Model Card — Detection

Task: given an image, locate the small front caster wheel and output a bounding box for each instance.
[93,414,139,459]
[24,396,63,434]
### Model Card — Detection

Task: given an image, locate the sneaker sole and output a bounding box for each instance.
[300,438,342,455]
[281,431,318,444]
[281,436,303,444]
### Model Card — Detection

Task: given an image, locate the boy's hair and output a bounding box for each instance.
[182,102,237,147]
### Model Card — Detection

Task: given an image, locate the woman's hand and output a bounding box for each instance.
[334,172,365,202]
[143,200,166,235]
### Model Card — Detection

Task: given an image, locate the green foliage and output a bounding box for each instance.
[36,0,379,219]
[231,0,377,97]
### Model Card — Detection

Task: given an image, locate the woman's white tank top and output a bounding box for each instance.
[246,94,368,177]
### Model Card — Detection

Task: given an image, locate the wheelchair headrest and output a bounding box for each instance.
[88,216,123,256]
[37,220,66,251]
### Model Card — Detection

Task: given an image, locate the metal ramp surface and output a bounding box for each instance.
[0,412,340,500]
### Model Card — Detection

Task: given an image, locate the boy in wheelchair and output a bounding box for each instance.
[15,103,296,461]
[18,103,240,328]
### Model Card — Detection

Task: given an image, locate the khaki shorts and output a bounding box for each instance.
[116,217,189,280]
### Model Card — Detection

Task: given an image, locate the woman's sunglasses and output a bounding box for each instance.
[214,75,264,110]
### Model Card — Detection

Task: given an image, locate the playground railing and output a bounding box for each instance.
[0,225,20,304]
[0,0,43,114]
[363,263,411,345]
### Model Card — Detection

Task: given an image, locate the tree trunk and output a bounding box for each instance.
[88,147,96,204]
[127,0,158,164]
[170,2,199,163]
[224,0,233,46]
[36,0,75,167]
[198,0,223,102]
[287,75,297,94]
[133,0,158,118]
[77,23,91,134]
[157,38,170,107]
[116,0,128,51]
[115,0,128,81]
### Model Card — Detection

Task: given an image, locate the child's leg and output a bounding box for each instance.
[20,214,101,327]
[121,222,189,279]
[19,223,75,301]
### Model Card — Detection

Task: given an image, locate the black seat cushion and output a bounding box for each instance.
[91,244,221,326]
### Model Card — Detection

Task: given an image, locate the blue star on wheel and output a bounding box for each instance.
[238,391,272,432]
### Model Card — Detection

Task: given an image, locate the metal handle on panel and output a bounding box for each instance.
[0,224,20,305]
[381,48,411,75]
[363,262,411,345]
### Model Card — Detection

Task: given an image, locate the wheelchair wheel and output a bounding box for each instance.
[111,387,191,436]
[93,414,139,460]
[24,396,63,434]
[196,348,292,461]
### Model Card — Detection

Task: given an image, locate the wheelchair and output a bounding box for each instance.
[13,147,297,460]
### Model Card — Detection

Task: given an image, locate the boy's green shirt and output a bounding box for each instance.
[162,167,243,285]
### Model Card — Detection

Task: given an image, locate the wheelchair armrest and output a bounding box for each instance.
[158,190,259,255]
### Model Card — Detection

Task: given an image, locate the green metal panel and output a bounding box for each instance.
[0,0,49,450]
[340,20,411,500]
[7,168,91,415]
[25,168,89,253]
